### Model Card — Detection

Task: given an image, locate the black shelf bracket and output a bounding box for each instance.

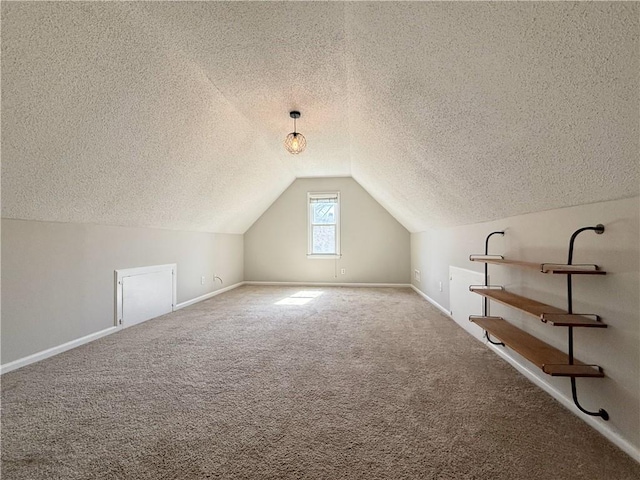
[482,231,505,346]
[566,224,609,421]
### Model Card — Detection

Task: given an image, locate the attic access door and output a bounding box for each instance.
[115,264,176,328]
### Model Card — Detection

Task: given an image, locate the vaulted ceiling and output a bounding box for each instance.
[2,2,638,233]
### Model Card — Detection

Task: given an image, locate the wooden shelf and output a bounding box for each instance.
[470,316,604,377]
[542,364,604,377]
[469,256,605,275]
[470,287,607,328]
[541,313,607,328]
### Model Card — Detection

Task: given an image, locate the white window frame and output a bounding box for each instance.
[307,192,341,259]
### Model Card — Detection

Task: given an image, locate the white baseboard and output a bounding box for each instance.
[174,281,245,310]
[410,284,452,317]
[1,326,118,375]
[6,279,638,463]
[487,343,640,464]
[245,281,411,288]
[410,283,640,464]
[1,282,245,375]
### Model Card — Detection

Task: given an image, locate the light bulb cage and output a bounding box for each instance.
[284,111,307,154]
[284,132,307,154]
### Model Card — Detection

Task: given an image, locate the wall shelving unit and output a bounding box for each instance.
[468,225,609,420]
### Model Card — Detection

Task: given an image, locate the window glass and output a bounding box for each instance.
[308,193,340,257]
[312,203,335,224]
[312,225,336,254]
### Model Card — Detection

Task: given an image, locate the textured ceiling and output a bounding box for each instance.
[2,2,638,233]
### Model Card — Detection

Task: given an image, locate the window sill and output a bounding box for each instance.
[307,254,341,260]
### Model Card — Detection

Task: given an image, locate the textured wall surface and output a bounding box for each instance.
[2,2,638,233]
[245,177,410,284]
[1,219,243,364]
[411,196,640,455]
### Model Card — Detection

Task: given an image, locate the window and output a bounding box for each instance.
[307,192,340,259]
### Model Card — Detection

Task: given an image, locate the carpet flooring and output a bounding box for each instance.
[2,286,639,479]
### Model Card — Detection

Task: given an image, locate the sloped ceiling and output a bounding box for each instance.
[2,2,638,233]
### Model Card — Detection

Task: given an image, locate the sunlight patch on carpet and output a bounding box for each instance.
[275,290,323,306]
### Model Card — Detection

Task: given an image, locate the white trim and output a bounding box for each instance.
[0,281,243,375]
[5,280,637,462]
[1,326,118,375]
[174,281,245,310]
[487,344,640,464]
[410,284,452,317]
[306,254,342,260]
[245,281,411,288]
[410,283,640,464]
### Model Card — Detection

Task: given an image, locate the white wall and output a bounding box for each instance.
[245,177,410,284]
[411,196,640,455]
[1,219,243,364]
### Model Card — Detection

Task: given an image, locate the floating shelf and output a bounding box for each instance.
[469,287,607,328]
[469,316,604,377]
[543,364,605,377]
[541,313,606,328]
[469,255,606,275]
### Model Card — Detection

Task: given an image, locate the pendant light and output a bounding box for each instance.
[284,111,307,154]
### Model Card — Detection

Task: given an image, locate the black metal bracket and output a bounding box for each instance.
[565,224,608,420]
[571,377,609,420]
[482,231,505,346]
[474,225,608,421]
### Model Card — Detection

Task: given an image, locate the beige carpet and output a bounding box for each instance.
[2,286,638,479]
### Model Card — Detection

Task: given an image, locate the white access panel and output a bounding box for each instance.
[449,266,485,342]
[115,264,176,328]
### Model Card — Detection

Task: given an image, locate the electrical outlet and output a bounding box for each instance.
[340,268,346,275]
[414,269,421,282]
[439,281,443,292]
[201,276,205,285]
